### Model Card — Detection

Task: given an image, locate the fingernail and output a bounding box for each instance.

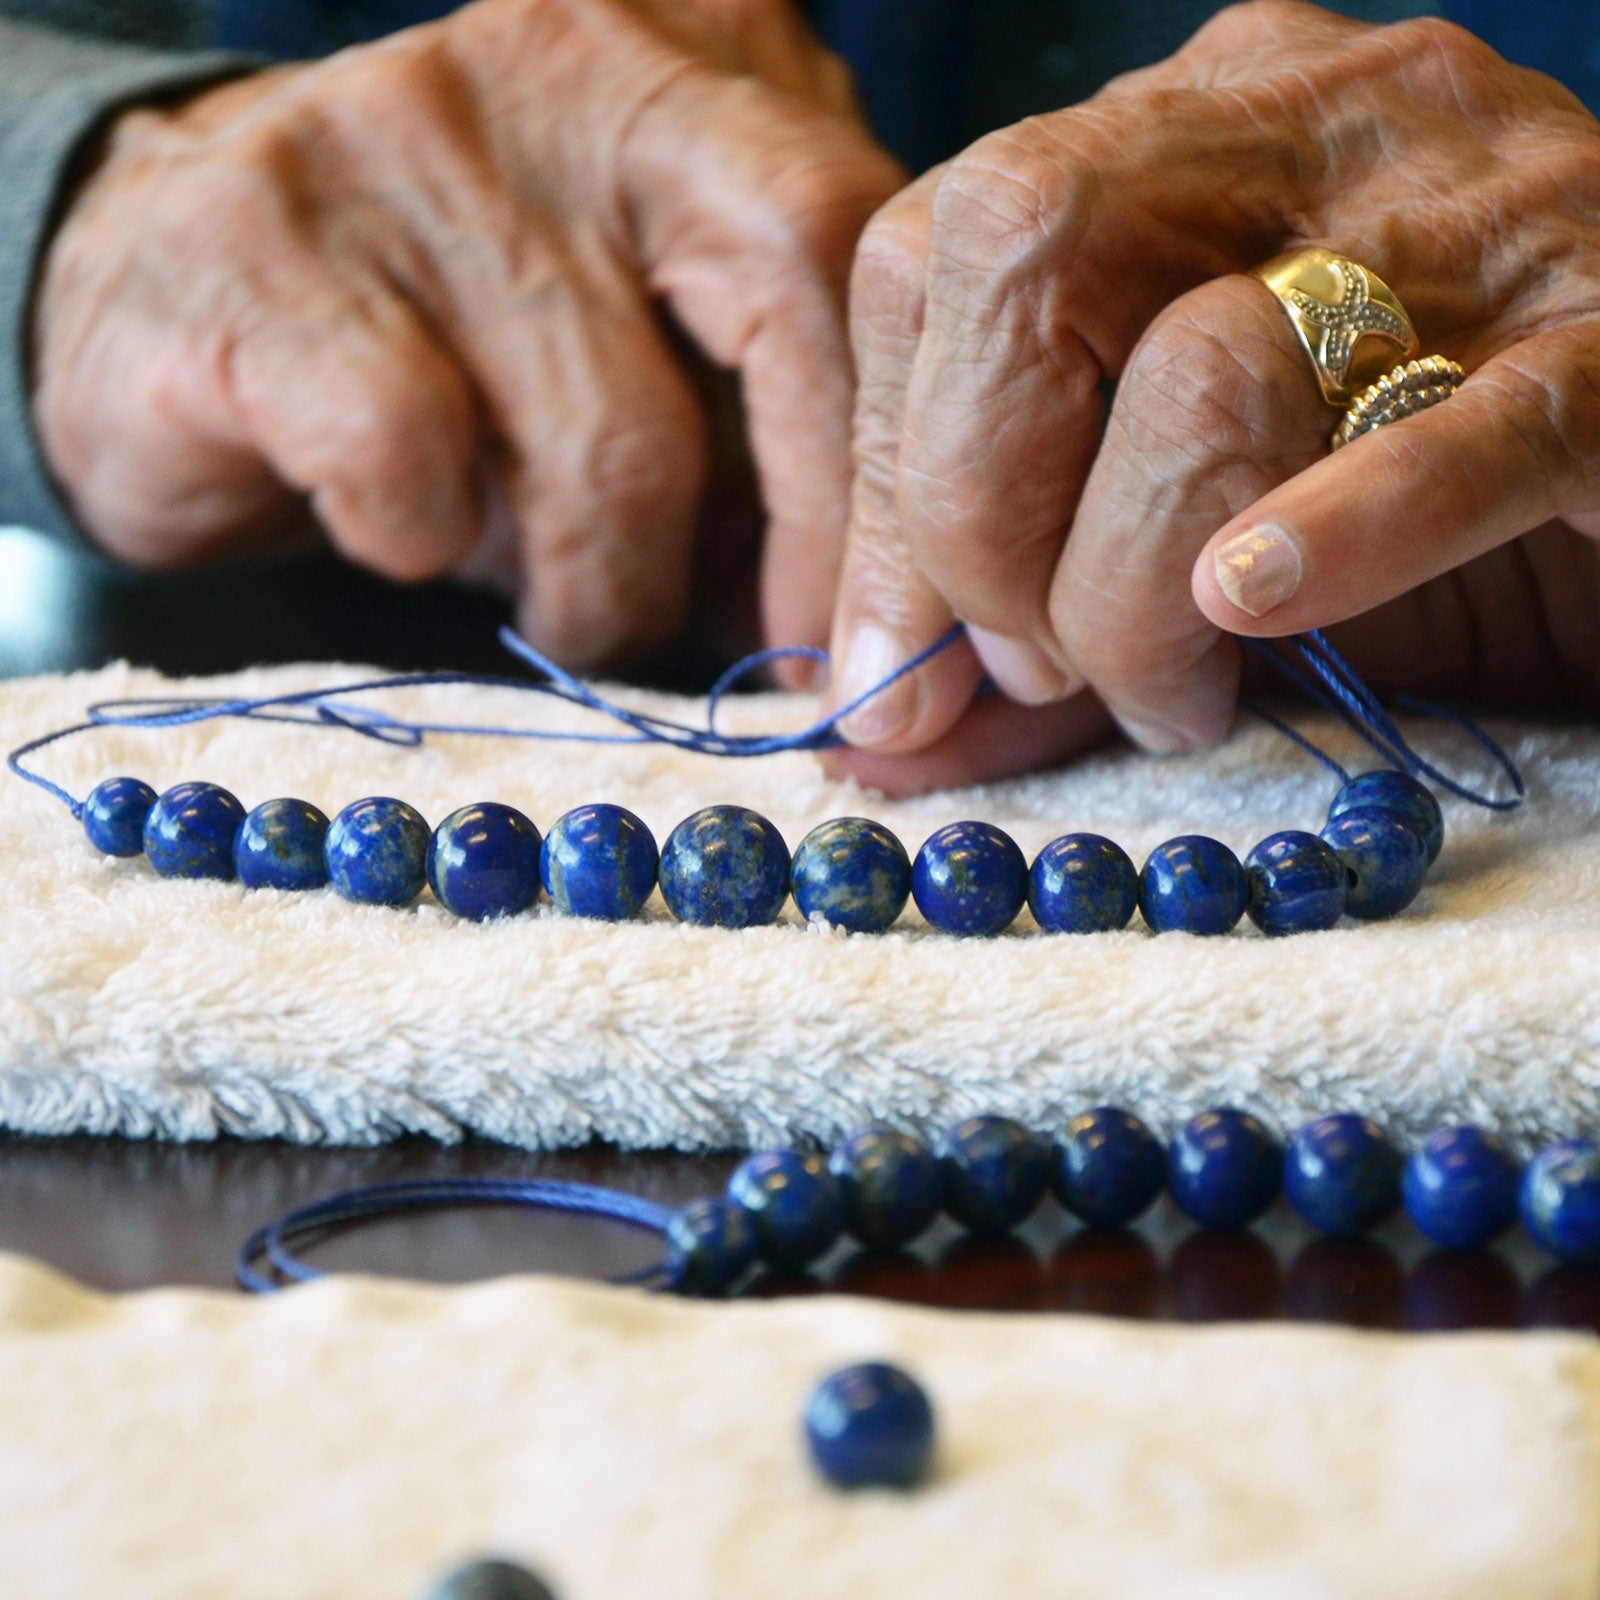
[967,626,1076,706]
[1213,524,1303,617]
[832,623,918,746]
[1114,715,1192,756]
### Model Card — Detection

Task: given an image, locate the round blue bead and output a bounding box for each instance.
[805,1362,935,1490]
[1328,770,1444,865]
[324,796,430,907]
[83,776,157,857]
[425,1558,557,1600]
[1319,808,1428,920]
[1521,1142,1600,1264]
[428,802,542,921]
[1283,1114,1402,1238]
[1054,1107,1165,1229]
[791,818,911,934]
[1169,1109,1282,1230]
[659,805,790,929]
[726,1149,843,1269]
[1244,830,1347,936]
[828,1127,941,1250]
[1402,1126,1520,1250]
[541,803,658,921]
[1028,834,1138,934]
[1139,835,1247,936]
[665,1197,758,1295]
[233,798,329,891]
[143,781,246,880]
[938,1114,1050,1236]
[912,821,1027,937]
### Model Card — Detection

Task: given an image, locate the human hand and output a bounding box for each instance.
[823,0,1600,795]
[33,0,903,668]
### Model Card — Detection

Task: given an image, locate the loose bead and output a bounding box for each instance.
[1244,830,1347,936]
[664,1197,757,1295]
[1283,1114,1402,1238]
[1139,836,1248,936]
[1520,1141,1600,1264]
[937,1114,1050,1236]
[425,1559,557,1600]
[428,802,543,921]
[828,1127,941,1251]
[143,781,246,880]
[805,1362,935,1490]
[233,798,330,892]
[324,797,430,907]
[1168,1109,1282,1230]
[1054,1107,1165,1230]
[1402,1126,1519,1250]
[912,821,1027,937]
[659,805,790,929]
[82,776,157,858]
[790,817,911,934]
[1319,808,1428,920]
[726,1149,843,1269]
[1328,770,1444,864]
[1028,834,1138,934]
[541,803,658,921]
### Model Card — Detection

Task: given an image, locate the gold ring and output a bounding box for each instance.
[1331,356,1465,450]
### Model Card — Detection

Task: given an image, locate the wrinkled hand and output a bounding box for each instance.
[35,0,902,667]
[824,0,1600,794]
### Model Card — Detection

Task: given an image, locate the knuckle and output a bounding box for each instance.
[934,128,1073,269]
[1381,15,1501,99]
[1118,306,1265,466]
[851,200,930,335]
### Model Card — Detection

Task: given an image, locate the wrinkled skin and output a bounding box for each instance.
[823,1,1600,795]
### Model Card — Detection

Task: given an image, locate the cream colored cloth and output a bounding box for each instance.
[1,662,1597,1150]
[0,1253,1596,1599]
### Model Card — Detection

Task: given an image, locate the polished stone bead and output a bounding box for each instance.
[805,1361,935,1490]
[428,802,542,921]
[828,1127,941,1250]
[1054,1107,1165,1229]
[1028,833,1138,934]
[1168,1108,1282,1230]
[1402,1126,1520,1250]
[791,817,911,933]
[1328,770,1444,864]
[726,1149,843,1268]
[1283,1114,1402,1238]
[1244,830,1347,936]
[541,803,658,921]
[937,1114,1050,1236]
[82,776,157,857]
[324,796,430,907]
[143,781,246,880]
[1520,1141,1600,1264]
[659,805,790,928]
[1139,835,1247,936]
[664,1197,758,1294]
[425,1558,557,1600]
[233,798,330,891]
[1319,808,1428,920]
[911,821,1027,937]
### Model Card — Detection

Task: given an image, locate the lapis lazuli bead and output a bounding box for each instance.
[1520,1141,1600,1264]
[541,803,658,921]
[938,1114,1050,1236]
[805,1362,935,1490]
[1168,1109,1282,1230]
[233,798,330,892]
[665,1197,758,1295]
[426,1558,558,1600]
[1283,1114,1402,1238]
[427,802,542,921]
[324,796,430,907]
[143,781,246,880]
[83,776,158,857]
[1244,830,1347,936]
[791,817,911,934]
[1139,835,1247,936]
[659,805,790,929]
[1402,1126,1520,1250]
[828,1127,942,1251]
[726,1149,843,1269]
[912,821,1027,937]
[1319,807,1428,920]
[1028,834,1138,934]
[1054,1107,1165,1229]
[1328,770,1444,864]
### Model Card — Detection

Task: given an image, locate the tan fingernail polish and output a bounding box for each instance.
[833,623,917,747]
[1213,525,1304,617]
[967,626,1077,706]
